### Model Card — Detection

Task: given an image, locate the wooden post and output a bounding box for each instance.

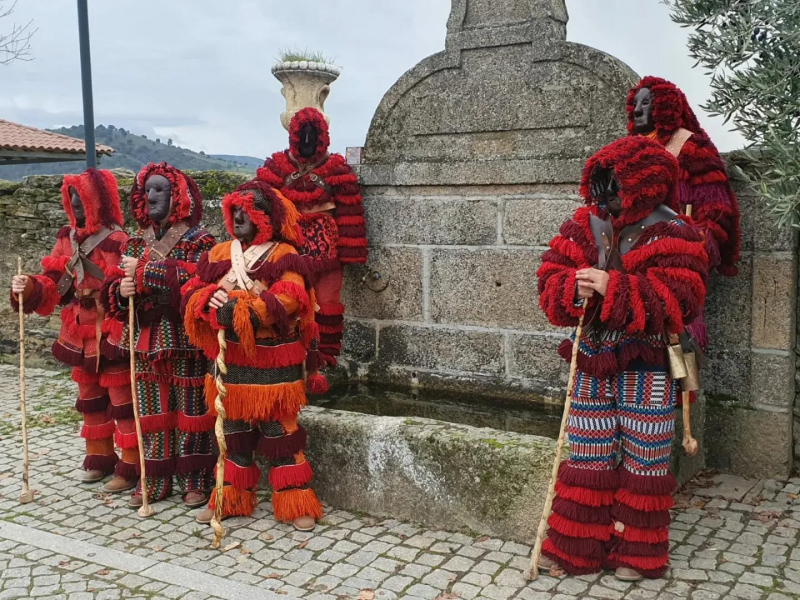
[526,299,587,580]
[17,257,34,505]
[210,329,228,549]
[129,297,154,517]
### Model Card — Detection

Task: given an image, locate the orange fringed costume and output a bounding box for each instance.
[181,180,324,522]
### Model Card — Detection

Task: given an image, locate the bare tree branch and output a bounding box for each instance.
[0,0,37,66]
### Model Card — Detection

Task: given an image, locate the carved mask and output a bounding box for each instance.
[233,205,258,245]
[298,123,319,159]
[591,167,623,217]
[145,174,172,225]
[633,87,655,134]
[69,187,86,228]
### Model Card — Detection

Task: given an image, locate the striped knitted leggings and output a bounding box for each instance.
[543,368,676,579]
[208,417,323,523]
[73,363,132,476]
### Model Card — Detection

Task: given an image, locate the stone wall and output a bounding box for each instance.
[0,169,248,362]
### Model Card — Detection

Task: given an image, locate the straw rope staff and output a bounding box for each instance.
[210,328,228,549]
[129,296,154,517]
[17,257,34,505]
[526,298,588,581]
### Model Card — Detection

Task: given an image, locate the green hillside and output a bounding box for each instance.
[0,124,255,181]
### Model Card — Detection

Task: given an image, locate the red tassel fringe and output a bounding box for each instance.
[555,480,615,507]
[80,420,116,440]
[176,453,217,475]
[546,529,607,559]
[177,411,216,433]
[548,513,611,541]
[619,467,676,496]
[269,460,313,491]
[552,496,611,524]
[541,540,602,575]
[306,373,329,395]
[615,488,674,512]
[221,460,261,489]
[257,427,307,460]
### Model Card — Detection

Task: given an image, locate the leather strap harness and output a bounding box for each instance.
[57,225,122,297]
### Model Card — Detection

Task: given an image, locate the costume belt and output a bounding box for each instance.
[285,152,332,194]
[57,226,121,297]
[218,239,276,297]
[143,222,190,260]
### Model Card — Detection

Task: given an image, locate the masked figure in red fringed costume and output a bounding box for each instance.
[9,169,135,488]
[627,76,740,352]
[103,163,216,510]
[182,180,324,532]
[257,107,367,370]
[535,137,708,581]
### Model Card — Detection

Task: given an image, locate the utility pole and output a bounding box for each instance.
[76,0,96,169]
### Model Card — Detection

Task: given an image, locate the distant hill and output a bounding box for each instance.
[0,124,256,181]
[212,154,264,168]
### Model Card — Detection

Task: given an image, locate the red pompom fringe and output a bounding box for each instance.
[269,460,313,491]
[306,373,329,395]
[83,453,118,474]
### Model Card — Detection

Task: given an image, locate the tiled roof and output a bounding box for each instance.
[0,119,113,155]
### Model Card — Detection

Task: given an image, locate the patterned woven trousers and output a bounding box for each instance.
[73,363,133,475]
[132,356,215,501]
[208,417,322,523]
[542,368,676,579]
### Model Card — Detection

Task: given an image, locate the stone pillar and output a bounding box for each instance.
[343,0,637,398]
[272,61,341,131]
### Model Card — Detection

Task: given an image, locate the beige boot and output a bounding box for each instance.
[196,508,215,524]
[292,515,316,532]
[102,476,137,493]
[536,554,558,573]
[615,567,644,582]
[184,492,208,508]
[79,469,105,484]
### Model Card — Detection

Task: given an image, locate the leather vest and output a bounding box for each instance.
[589,204,678,272]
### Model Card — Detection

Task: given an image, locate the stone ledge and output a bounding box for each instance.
[298,406,557,542]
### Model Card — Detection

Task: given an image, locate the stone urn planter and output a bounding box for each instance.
[272,60,341,131]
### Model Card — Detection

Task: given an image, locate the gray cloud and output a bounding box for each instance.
[2,0,743,160]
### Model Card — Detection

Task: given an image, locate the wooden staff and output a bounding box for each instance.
[210,329,228,548]
[129,297,154,517]
[527,299,588,581]
[682,204,698,456]
[17,258,34,505]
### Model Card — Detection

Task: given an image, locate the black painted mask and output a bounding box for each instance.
[298,123,319,159]
[633,87,655,134]
[69,187,86,228]
[591,167,623,217]
[233,205,257,245]
[145,174,172,225]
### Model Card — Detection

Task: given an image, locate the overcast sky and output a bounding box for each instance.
[1,0,744,159]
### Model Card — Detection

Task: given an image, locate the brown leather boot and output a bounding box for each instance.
[293,515,316,532]
[615,567,644,582]
[79,469,105,484]
[128,494,143,508]
[102,476,137,494]
[184,492,208,508]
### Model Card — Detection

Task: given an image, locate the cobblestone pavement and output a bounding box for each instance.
[1,365,800,599]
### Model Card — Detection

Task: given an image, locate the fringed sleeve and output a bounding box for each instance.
[329,155,368,264]
[10,229,71,316]
[680,140,741,276]
[536,207,597,328]
[102,235,144,319]
[181,271,224,360]
[604,218,708,335]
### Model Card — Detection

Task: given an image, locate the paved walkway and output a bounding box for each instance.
[0,365,799,600]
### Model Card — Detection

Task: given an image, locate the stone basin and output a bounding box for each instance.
[293,387,559,544]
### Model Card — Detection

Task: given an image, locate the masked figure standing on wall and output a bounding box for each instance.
[536,137,708,580]
[182,179,323,531]
[627,76,740,353]
[9,169,134,488]
[257,107,367,373]
[103,163,216,510]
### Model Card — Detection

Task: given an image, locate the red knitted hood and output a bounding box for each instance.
[288,107,330,164]
[580,137,680,228]
[130,162,203,228]
[60,168,124,236]
[626,76,709,142]
[222,179,303,247]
